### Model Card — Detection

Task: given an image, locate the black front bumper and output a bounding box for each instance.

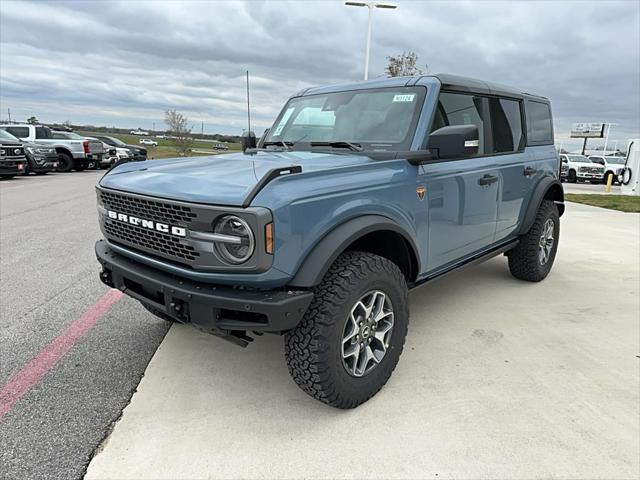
[96,240,313,345]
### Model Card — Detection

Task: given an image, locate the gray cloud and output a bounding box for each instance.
[1,0,638,147]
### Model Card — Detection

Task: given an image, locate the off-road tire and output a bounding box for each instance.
[508,200,559,282]
[285,251,409,409]
[141,303,176,323]
[567,169,577,183]
[56,152,73,172]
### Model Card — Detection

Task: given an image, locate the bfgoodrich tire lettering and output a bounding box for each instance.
[508,200,559,282]
[285,251,409,409]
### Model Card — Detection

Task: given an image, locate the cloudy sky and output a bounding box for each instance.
[1,0,638,149]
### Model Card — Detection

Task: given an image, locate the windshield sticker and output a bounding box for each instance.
[392,94,415,103]
[272,107,294,136]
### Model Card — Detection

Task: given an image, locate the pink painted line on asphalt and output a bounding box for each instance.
[0,289,123,421]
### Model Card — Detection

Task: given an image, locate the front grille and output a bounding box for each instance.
[99,190,197,224]
[104,220,199,261]
[99,189,201,265]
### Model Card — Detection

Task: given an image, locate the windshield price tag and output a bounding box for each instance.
[392,94,415,103]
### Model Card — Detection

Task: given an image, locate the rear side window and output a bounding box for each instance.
[526,100,553,145]
[35,127,52,139]
[431,92,489,156]
[4,126,29,138]
[489,98,523,152]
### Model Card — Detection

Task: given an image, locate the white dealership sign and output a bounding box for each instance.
[570,123,605,138]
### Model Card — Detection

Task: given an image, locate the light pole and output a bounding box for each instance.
[345,2,398,80]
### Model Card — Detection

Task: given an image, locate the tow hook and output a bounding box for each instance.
[99,269,114,288]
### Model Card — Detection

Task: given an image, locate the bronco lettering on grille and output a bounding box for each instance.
[107,210,187,237]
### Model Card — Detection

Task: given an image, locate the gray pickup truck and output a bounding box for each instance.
[0,124,103,172]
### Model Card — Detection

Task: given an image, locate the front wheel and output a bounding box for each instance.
[567,169,577,183]
[508,200,559,282]
[285,251,409,409]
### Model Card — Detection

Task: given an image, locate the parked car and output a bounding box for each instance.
[0,128,57,175]
[0,124,103,172]
[91,135,147,162]
[588,155,626,185]
[139,138,158,146]
[50,131,112,169]
[213,143,229,151]
[130,130,149,136]
[559,154,605,183]
[0,129,27,179]
[95,74,564,409]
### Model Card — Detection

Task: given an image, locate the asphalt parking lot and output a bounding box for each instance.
[0,172,170,480]
[1,172,639,480]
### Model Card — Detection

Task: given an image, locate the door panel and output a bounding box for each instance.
[423,157,499,271]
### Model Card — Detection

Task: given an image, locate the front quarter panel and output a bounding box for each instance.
[253,159,428,279]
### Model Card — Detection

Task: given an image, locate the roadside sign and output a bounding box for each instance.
[570,123,605,138]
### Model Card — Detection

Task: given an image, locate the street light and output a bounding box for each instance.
[345,2,398,80]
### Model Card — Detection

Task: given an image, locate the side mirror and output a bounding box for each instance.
[241,130,257,153]
[427,125,479,159]
[257,128,270,149]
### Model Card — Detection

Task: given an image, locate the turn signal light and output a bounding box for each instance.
[265,223,273,254]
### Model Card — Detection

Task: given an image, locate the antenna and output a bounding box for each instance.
[246,70,251,133]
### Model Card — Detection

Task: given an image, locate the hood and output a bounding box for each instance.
[99,150,373,206]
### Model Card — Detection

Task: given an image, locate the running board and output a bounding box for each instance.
[410,240,519,290]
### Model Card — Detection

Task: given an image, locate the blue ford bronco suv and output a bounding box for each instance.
[95,74,564,408]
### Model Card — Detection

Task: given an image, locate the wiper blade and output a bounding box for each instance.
[310,141,363,152]
[262,140,292,150]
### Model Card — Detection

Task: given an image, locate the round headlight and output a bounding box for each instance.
[213,215,255,264]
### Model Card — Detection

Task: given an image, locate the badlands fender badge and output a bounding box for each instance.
[416,185,426,201]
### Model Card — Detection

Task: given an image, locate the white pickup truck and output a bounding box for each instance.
[559,154,605,184]
[588,155,627,185]
[0,124,103,172]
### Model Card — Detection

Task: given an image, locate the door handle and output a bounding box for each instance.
[478,174,498,186]
[524,166,537,177]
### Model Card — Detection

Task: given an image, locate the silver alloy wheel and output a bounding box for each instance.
[341,290,394,377]
[538,218,555,265]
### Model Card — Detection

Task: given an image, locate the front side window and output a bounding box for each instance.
[430,92,489,156]
[264,86,426,151]
[3,126,29,139]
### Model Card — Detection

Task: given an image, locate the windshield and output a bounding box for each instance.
[107,136,127,147]
[567,155,590,162]
[264,86,426,151]
[0,129,20,141]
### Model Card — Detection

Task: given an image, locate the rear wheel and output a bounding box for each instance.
[56,152,73,172]
[285,251,409,409]
[74,161,87,171]
[508,200,559,282]
[567,169,577,183]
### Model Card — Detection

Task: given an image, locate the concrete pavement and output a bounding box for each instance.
[86,202,640,480]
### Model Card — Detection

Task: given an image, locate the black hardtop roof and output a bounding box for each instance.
[433,73,549,102]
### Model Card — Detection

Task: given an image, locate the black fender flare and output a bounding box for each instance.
[518,177,565,235]
[288,215,420,288]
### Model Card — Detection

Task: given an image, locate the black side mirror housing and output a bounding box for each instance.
[427,125,479,159]
[241,130,257,153]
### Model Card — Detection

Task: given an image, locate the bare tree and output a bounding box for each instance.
[385,51,423,77]
[164,109,194,156]
[27,116,39,125]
